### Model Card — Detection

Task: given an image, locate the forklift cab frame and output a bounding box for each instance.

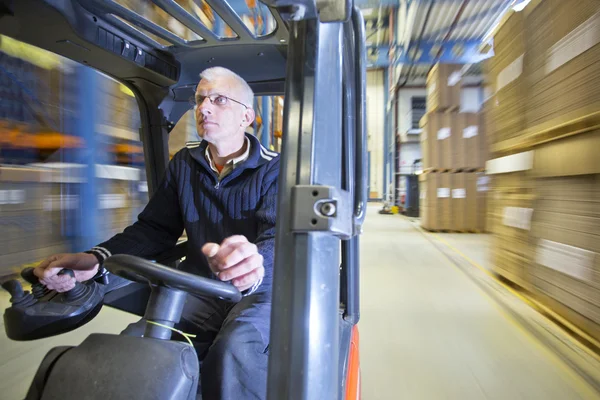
[0,0,367,399]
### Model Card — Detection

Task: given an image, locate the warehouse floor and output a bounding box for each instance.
[1,203,599,399]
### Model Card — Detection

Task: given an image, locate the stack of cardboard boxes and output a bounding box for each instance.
[485,0,600,342]
[524,0,600,130]
[420,64,488,232]
[483,9,526,147]
[529,132,600,342]
[487,168,535,290]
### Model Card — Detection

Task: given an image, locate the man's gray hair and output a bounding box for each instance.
[199,67,254,108]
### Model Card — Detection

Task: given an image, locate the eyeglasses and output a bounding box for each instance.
[189,94,248,109]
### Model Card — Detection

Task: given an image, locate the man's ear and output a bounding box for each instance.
[241,108,255,128]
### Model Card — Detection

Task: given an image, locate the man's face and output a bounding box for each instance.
[194,77,253,144]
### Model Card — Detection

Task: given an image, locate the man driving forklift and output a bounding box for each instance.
[33,66,278,400]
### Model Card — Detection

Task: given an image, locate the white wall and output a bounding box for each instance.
[398,141,421,170]
[367,69,385,199]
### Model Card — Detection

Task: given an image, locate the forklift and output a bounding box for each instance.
[0,0,366,399]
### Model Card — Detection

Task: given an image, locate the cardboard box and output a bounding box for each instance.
[420,112,460,170]
[529,174,600,328]
[481,96,497,150]
[419,173,451,230]
[426,64,462,112]
[457,113,486,169]
[484,51,526,143]
[487,171,534,289]
[493,9,526,57]
[475,173,489,232]
[419,173,432,229]
[419,116,435,170]
[532,130,600,177]
[451,172,488,232]
[451,173,467,231]
[524,0,600,129]
[483,7,528,145]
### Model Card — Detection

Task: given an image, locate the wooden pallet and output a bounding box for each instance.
[429,105,460,113]
[427,105,460,114]
[422,228,486,234]
[449,167,486,173]
[422,167,486,174]
[492,269,600,350]
[422,168,451,173]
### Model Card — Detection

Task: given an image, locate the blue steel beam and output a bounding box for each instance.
[355,0,488,6]
[354,0,401,7]
[75,66,100,252]
[394,39,493,64]
[367,45,391,68]
[367,39,493,68]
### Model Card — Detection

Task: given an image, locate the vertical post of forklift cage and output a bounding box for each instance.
[262,96,270,148]
[383,67,389,203]
[253,98,258,137]
[271,96,276,146]
[267,16,344,400]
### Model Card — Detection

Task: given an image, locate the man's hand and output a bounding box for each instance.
[33,253,99,292]
[202,235,264,292]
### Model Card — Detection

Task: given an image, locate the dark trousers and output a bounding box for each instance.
[122,292,271,400]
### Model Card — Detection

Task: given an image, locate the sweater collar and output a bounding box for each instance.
[186,133,278,172]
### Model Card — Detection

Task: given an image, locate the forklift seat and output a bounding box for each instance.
[25,333,199,400]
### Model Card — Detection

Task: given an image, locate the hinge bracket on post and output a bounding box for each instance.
[290,185,352,239]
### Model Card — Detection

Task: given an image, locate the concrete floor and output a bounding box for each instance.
[1,204,599,399]
[359,203,599,400]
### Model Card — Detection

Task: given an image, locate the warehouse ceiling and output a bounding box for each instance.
[355,0,528,87]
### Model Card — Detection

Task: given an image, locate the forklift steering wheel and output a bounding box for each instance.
[103,254,242,303]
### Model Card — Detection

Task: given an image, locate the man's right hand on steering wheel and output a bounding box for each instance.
[33,253,100,292]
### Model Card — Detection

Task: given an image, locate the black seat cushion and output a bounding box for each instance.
[38,333,199,400]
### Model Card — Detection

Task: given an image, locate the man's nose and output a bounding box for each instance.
[198,99,213,116]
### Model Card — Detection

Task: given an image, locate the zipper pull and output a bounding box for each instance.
[214,181,220,189]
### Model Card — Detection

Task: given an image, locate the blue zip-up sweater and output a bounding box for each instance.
[89,133,279,295]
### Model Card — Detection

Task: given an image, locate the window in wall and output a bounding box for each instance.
[411,96,426,130]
